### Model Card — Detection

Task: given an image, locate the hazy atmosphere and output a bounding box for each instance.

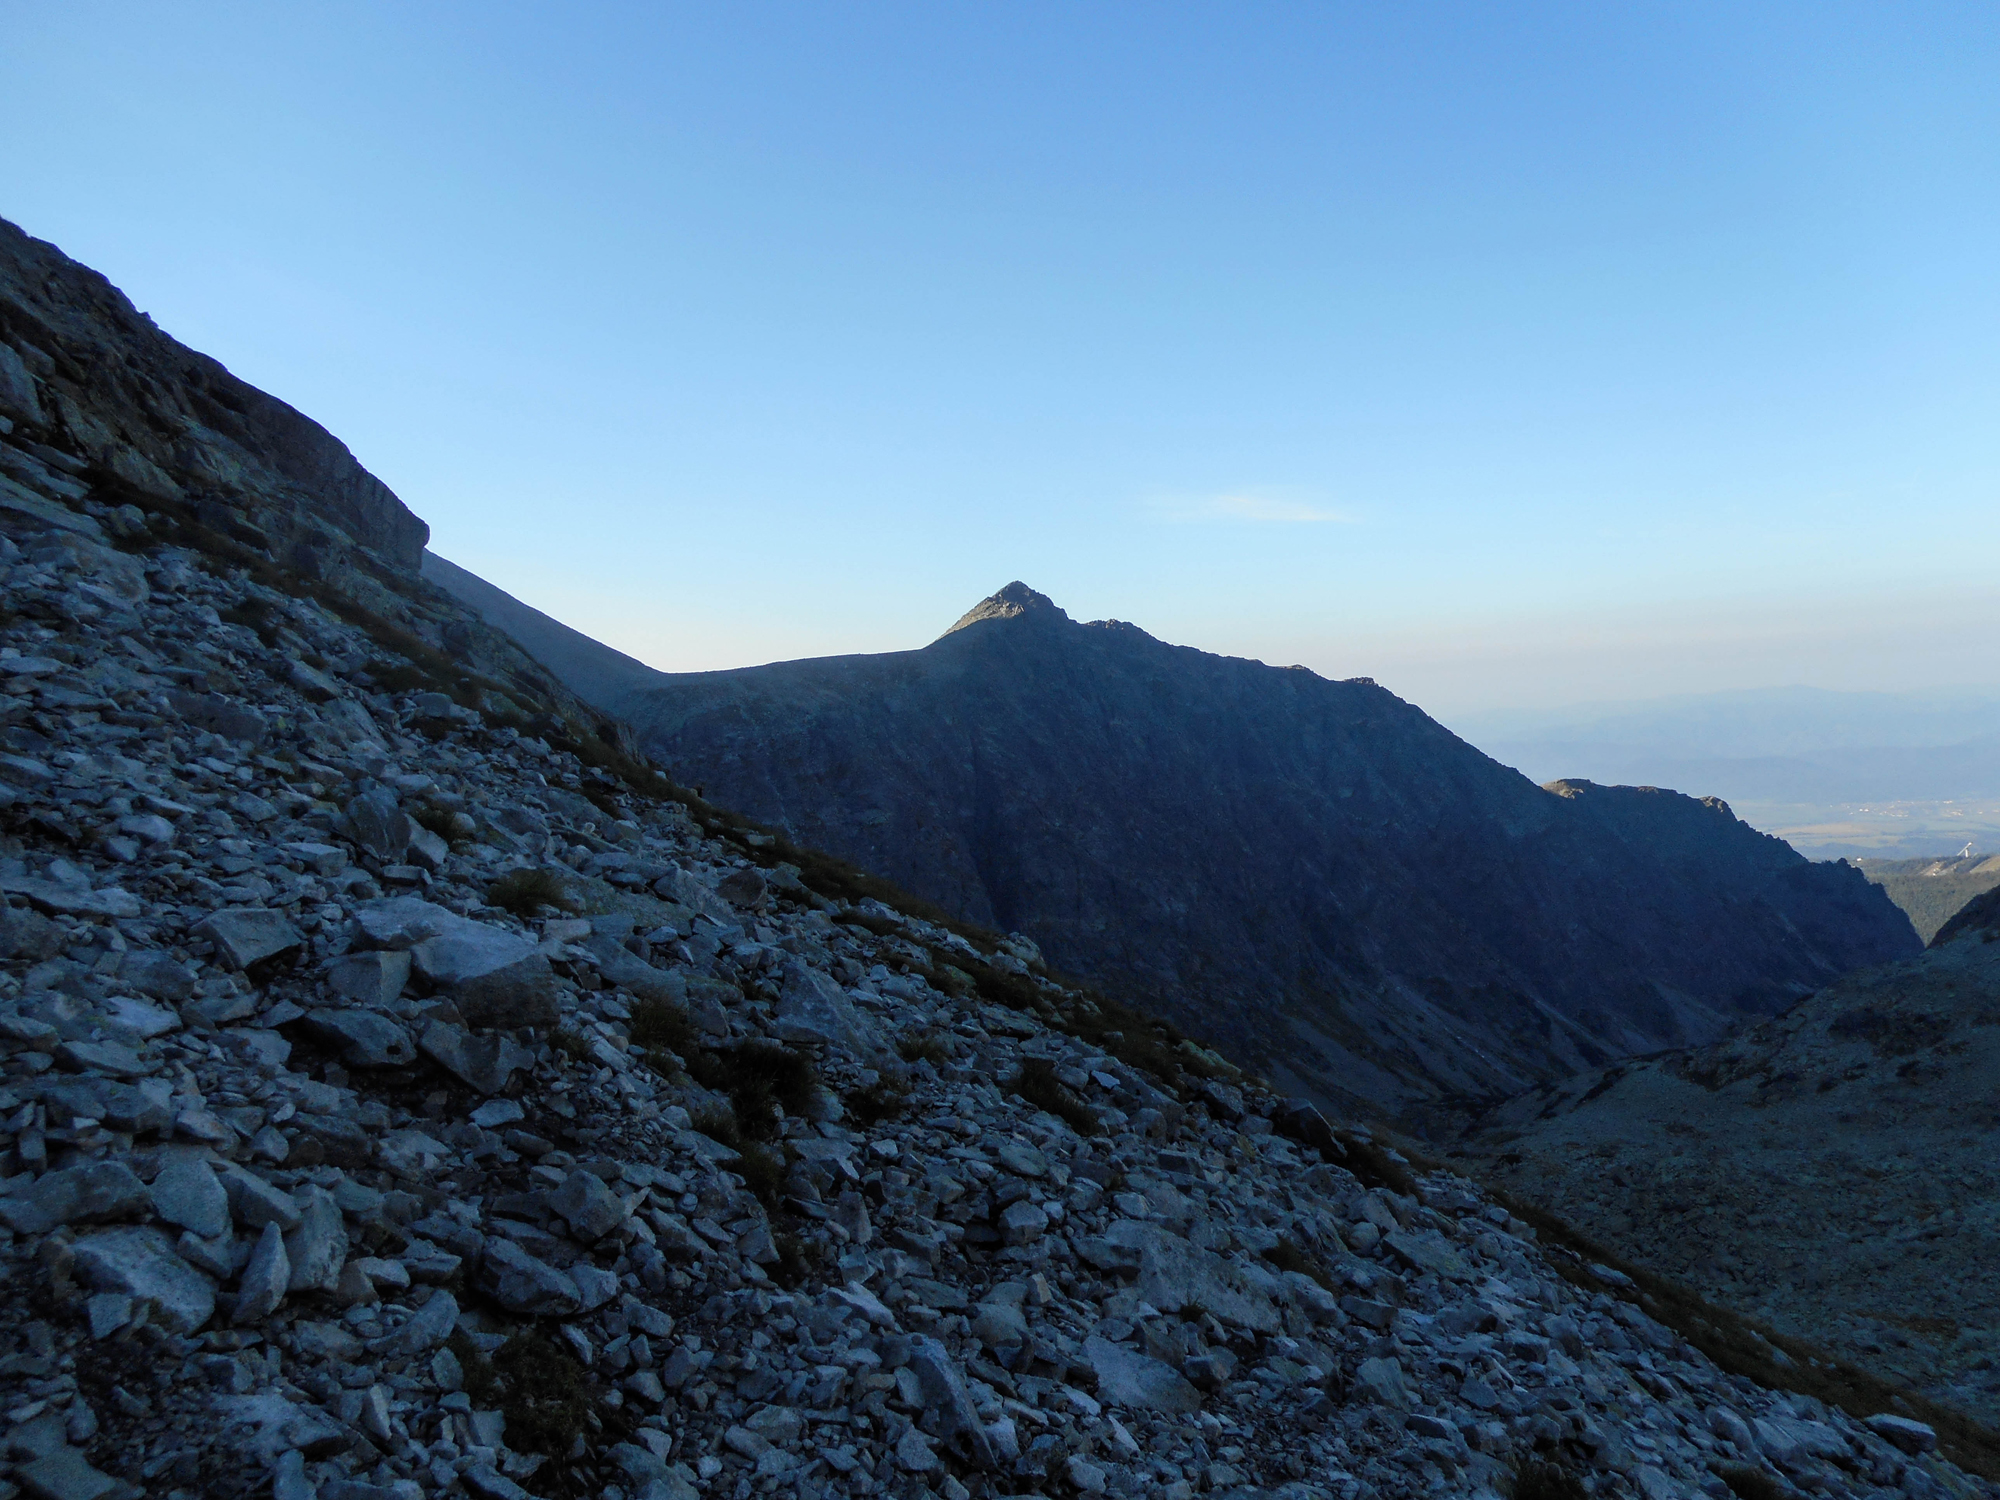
[5,2,1998,719]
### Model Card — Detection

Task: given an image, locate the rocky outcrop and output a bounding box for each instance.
[1457,902,2000,1426]
[0,216,426,577]
[482,580,1920,1124]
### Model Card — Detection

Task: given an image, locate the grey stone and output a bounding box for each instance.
[323,949,412,1007]
[0,902,63,962]
[551,1168,627,1242]
[470,1097,525,1128]
[14,1445,119,1500]
[995,1141,1048,1177]
[0,1160,148,1233]
[906,1336,998,1468]
[295,1007,415,1068]
[344,788,413,861]
[351,895,464,950]
[418,1020,534,1093]
[1353,1355,1413,1409]
[148,1157,231,1239]
[166,691,268,744]
[582,932,685,1004]
[1083,1335,1202,1413]
[235,1220,290,1322]
[53,1039,152,1078]
[219,1163,304,1231]
[572,1261,621,1311]
[195,908,305,973]
[479,1237,580,1315]
[284,1186,348,1292]
[85,1292,133,1339]
[406,824,450,872]
[998,1200,1049,1245]
[69,1226,215,1333]
[1866,1413,1937,1454]
[371,1288,459,1356]
[453,953,560,1028]
[118,949,198,1001]
[774,960,881,1054]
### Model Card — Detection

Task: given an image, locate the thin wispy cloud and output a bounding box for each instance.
[1152,491,1358,524]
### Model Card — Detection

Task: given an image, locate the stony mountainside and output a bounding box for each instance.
[437,577,1920,1125]
[0,216,1989,1500]
[1456,889,2000,1428]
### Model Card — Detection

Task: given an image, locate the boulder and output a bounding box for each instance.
[419,1021,535,1094]
[284,1186,348,1292]
[1082,1335,1201,1414]
[550,1169,627,1243]
[480,1238,581,1316]
[0,1160,149,1234]
[323,949,412,1007]
[195,908,305,974]
[69,1226,215,1333]
[907,1336,999,1468]
[343,788,413,861]
[295,1008,415,1068]
[149,1157,231,1239]
[774,960,881,1054]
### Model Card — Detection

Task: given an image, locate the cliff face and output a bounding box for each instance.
[572,584,1919,1122]
[0,216,427,577]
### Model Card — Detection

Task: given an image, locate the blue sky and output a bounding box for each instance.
[4,2,1997,714]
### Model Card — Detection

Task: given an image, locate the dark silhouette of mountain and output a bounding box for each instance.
[431,574,1921,1124]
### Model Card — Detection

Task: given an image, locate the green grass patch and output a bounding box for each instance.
[1011,1056,1100,1137]
[487,867,578,918]
[489,1332,595,1458]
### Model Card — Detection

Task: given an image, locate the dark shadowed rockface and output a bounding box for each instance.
[438,577,1921,1124]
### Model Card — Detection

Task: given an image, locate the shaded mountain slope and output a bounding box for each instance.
[1457,884,2000,1426]
[522,582,1919,1123]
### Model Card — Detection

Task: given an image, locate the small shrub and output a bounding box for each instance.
[715,1041,819,1132]
[1265,1237,1336,1292]
[771,1229,820,1288]
[487,867,576,918]
[447,1330,496,1405]
[1713,1465,1787,1500]
[489,1332,594,1457]
[372,660,432,693]
[734,1143,787,1211]
[550,1027,590,1062]
[691,1104,741,1147]
[1510,1459,1588,1500]
[411,803,471,847]
[629,998,698,1059]
[219,599,280,644]
[899,1032,952,1066]
[1012,1056,1100,1137]
[847,1080,909,1126]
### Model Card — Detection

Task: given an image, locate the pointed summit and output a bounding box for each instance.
[941,582,1070,638]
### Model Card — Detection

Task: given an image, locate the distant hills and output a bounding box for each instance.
[429,564,1921,1124]
[1451,686,2000,859]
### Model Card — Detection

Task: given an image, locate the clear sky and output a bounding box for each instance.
[4,2,1997,716]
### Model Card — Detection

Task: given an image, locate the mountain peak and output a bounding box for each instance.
[942,581,1070,637]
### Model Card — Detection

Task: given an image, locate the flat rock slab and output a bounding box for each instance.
[69,1226,214,1334]
[1082,1335,1201,1414]
[196,908,304,972]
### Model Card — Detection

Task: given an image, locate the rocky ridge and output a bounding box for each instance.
[1458,888,2000,1431]
[0,216,1986,1500]
[436,574,1920,1126]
